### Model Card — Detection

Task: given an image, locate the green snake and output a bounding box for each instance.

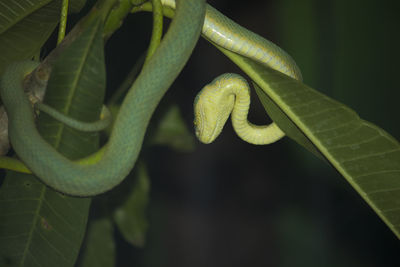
[0,0,301,196]
[137,0,302,144]
[0,0,205,196]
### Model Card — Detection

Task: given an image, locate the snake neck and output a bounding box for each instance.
[195,73,285,145]
[227,75,285,145]
[201,6,302,81]
[161,0,302,81]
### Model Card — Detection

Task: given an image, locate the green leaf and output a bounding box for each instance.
[217,46,400,239]
[0,0,86,74]
[114,162,150,248]
[39,19,106,137]
[77,218,115,267]
[149,104,196,152]
[0,173,91,266]
[0,17,106,266]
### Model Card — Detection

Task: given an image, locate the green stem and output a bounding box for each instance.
[109,0,164,106]
[76,0,119,31]
[104,0,134,38]
[131,2,175,19]
[143,0,163,65]
[0,157,31,174]
[57,0,69,44]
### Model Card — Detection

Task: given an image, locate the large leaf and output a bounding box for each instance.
[217,46,400,238]
[149,104,196,152]
[0,173,91,266]
[0,0,86,74]
[77,218,115,267]
[0,18,106,266]
[113,162,150,248]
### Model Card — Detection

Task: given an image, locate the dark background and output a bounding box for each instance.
[103,0,400,266]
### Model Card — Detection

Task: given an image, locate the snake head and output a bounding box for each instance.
[193,76,235,144]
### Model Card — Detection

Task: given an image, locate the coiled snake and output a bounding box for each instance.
[0,0,301,196]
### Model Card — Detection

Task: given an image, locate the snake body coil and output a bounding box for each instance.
[194,73,289,144]
[0,0,302,196]
[160,0,302,144]
[0,0,206,196]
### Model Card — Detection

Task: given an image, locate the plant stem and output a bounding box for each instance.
[57,0,69,44]
[143,0,163,65]
[103,0,134,38]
